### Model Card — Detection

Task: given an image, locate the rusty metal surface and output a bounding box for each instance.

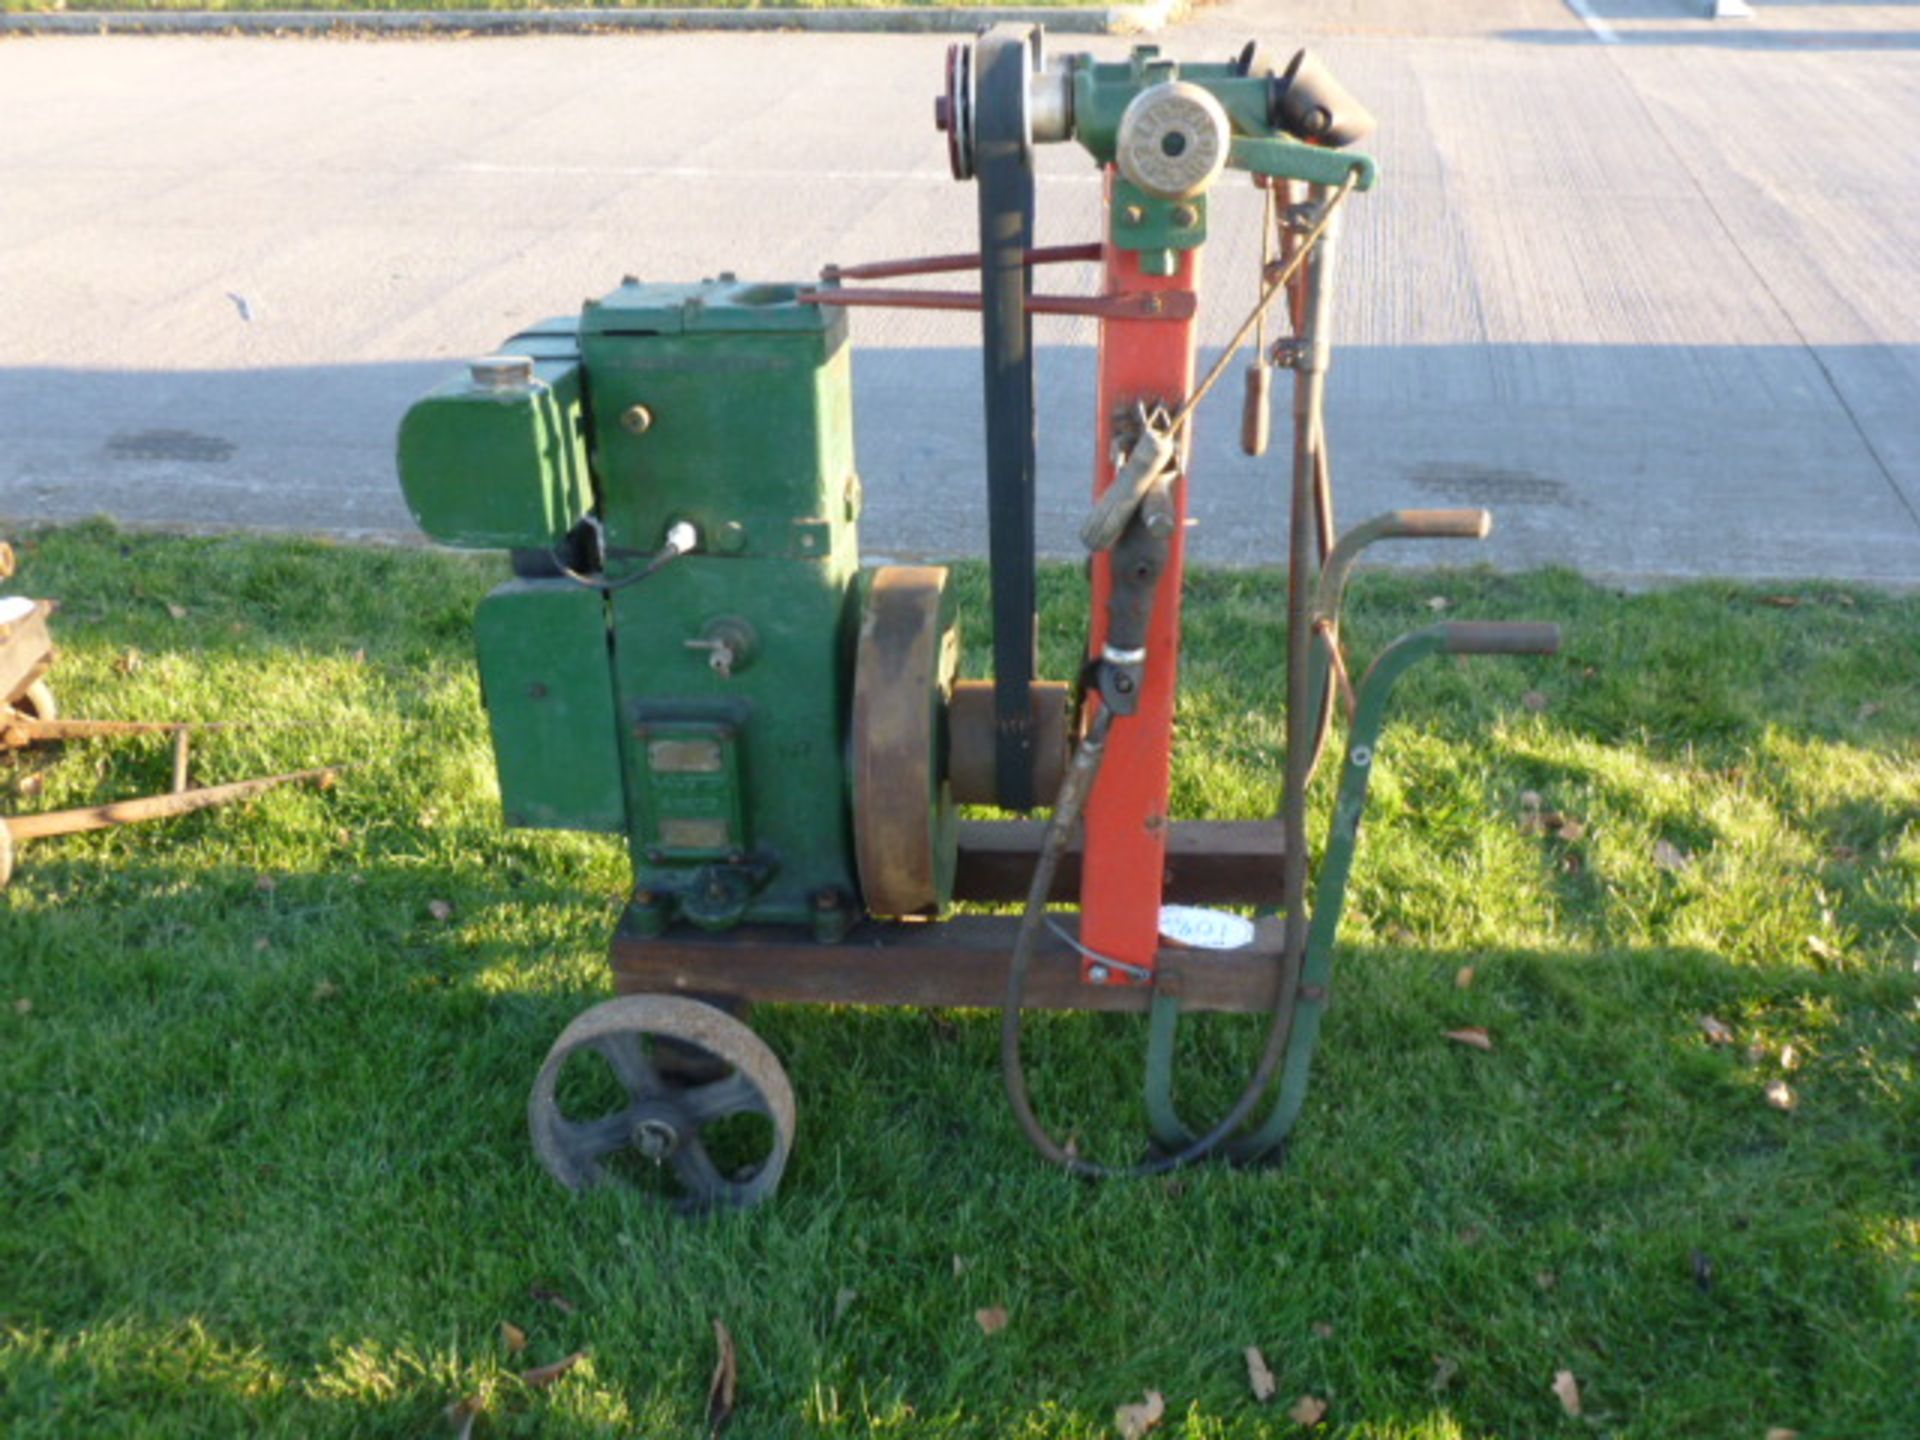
[3,765,343,843]
[850,566,955,918]
[526,993,795,1211]
[611,913,1284,1015]
[947,679,1069,808]
[795,287,1198,321]
[822,243,1102,283]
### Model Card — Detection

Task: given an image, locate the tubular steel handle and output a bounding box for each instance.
[1440,622,1561,655]
[1390,508,1491,540]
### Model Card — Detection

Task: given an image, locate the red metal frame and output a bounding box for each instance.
[1080,173,1202,983]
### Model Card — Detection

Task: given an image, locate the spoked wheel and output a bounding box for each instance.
[528,995,796,1214]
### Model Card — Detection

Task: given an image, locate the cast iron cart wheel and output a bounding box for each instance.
[528,995,796,1213]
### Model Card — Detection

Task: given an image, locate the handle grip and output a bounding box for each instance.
[1440,622,1561,656]
[1240,364,1271,458]
[1391,508,1491,540]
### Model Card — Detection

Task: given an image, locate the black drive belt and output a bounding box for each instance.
[973,30,1038,811]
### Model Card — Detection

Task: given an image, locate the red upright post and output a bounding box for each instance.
[1079,176,1203,982]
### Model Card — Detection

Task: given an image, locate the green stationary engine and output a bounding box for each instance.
[397,31,1560,1214]
[399,278,878,940]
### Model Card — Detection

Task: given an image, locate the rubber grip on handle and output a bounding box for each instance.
[1240,364,1270,458]
[1441,622,1561,656]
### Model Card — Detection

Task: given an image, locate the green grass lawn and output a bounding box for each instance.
[1,520,1916,1438]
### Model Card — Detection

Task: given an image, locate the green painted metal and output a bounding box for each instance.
[579,279,857,560]
[1066,49,1377,205]
[1109,181,1207,275]
[1141,624,1456,1162]
[609,549,861,932]
[473,580,626,834]
[396,324,592,551]
[1229,135,1376,192]
[397,277,865,934]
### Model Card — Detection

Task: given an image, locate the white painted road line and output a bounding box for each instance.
[1562,0,1619,44]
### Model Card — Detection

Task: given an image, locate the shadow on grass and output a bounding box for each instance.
[3,522,1917,1435]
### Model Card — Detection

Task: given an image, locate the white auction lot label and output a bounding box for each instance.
[1157,905,1257,950]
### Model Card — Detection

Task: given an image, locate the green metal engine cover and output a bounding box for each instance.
[474,579,625,834]
[396,275,864,936]
[397,323,593,551]
[580,279,858,561]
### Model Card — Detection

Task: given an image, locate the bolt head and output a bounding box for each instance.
[1087,964,1111,985]
[621,403,654,435]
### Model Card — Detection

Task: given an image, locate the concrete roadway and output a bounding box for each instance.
[2,0,1917,584]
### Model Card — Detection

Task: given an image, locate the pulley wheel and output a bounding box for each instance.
[851,565,958,918]
[528,995,796,1214]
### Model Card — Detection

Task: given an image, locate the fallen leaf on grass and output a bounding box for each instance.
[1245,1346,1277,1403]
[1424,595,1451,612]
[974,1306,1008,1336]
[1454,966,1475,990]
[1113,1390,1165,1439]
[832,1288,858,1323]
[1698,1015,1735,1046]
[1806,936,1843,966]
[1555,818,1587,842]
[707,1319,737,1435]
[1287,1394,1328,1426]
[1778,1044,1799,1072]
[1444,1027,1494,1052]
[14,997,32,1015]
[445,1395,484,1439]
[1551,1369,1581,1416]
[165,602,188,620]
[311,979,339,1002]
[428,899,454,922]
[1310,1321,1334,1339]
[255,873,277,893]
[1521,690,1549,713]
[1765,1429,1800,1440]
[1857,701,1882,722]
[1765,1080,1796,1112]
[529,1284,577,1314]
[1759,594,1802,609]
[500,1320,527,1354]
[1430,1355,1459,1392]
[114,648,142,675]
[1652,839,1690,873]
[519,1350,585,1389]
[952,1254,970,1278]
[1534,1269,1557,1291]
[1691,1249,1714,1293]
[253,936,270,953]
[17,773,43,799]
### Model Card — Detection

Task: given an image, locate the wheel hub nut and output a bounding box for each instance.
[634,1117,680,1160]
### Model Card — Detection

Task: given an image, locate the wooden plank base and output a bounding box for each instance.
[952,818,1286,906]
[611,913,1285,1015]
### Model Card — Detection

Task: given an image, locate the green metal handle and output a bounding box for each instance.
[1145,617,1561,1162]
